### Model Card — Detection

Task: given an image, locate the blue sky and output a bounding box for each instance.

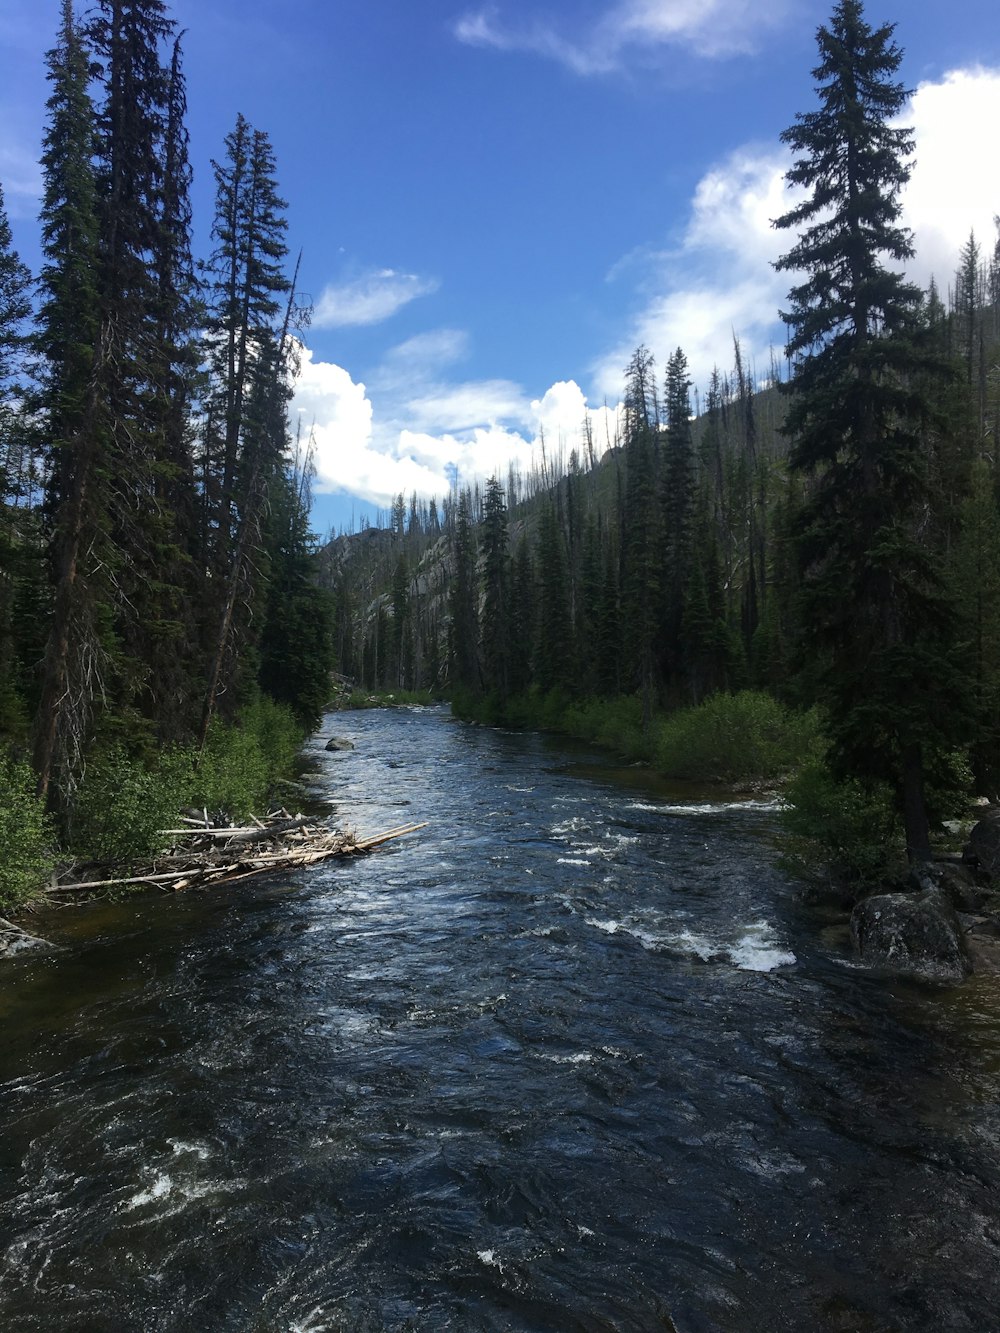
[3,0,1000,535]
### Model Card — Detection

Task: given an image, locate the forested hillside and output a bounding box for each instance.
[323,2,1000,872]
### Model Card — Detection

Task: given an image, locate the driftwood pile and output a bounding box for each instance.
[47,809,428,900]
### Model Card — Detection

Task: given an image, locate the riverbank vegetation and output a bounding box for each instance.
[0,1,335,910]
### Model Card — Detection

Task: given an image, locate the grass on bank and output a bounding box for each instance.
[456,687,821,784]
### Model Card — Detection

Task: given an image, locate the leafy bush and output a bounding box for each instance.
[655,691,820,784]
[562,695,651,762]
[779,760,904,891]
[0,754,56,909]
[70,746,190,863]
[190,698,303,820]
[71,698,306,862]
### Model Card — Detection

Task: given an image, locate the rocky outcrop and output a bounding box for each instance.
[851,884,971,985]
[325,737,355,752]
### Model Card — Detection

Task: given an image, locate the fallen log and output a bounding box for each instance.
[47,818,429,898]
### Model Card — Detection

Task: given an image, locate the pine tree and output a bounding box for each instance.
[508,536,535,697]
[661,346,695,687]
[32,0,111,804]
[202,114,290,576]
[774,0,963,860]
[620,346,660,726]
[479,475,510,700]
[448,489,479,695]
[535,500,573,695]
[0,180,35,739]
[198,124,294,745]
[259,456,334,727]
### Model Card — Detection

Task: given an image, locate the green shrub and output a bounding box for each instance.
[192,698,303,820]
[0,755,56,909]
[562,695,651,761]
[70,746,191,863]
[779,760,904,890]
[70,699,306,862]
[654,690,821,784]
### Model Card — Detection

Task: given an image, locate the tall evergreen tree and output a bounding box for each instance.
[32,0,110,804]
[479,475,510,700]
[448,489,479,694]
[661,346,695,686]
[0,180,35,739]
[620,346,660,726]
[535,500,573,695]
[775,0,963,860]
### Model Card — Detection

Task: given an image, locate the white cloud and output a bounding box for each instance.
[902,67,1000,289]
[593,144,792,396]
[593,64,1000,400]
[291,341,621,511]
[383,328,470,369]
[405,380,528,433]
[311,267,439,328]
[454,0,792,73]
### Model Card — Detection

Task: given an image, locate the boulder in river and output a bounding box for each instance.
[325,737,355,752]
[850,886,971,984]
[964,807,1000,882]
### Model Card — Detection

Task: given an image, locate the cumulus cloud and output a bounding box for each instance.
[593,64,1000,399]
[291,340,621,512]
[902,67,1000,288]
[592,143,792,396]
[454,0,793,72]
[311,267,439,328]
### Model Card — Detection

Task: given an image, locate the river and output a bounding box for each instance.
[2,705,1000,1331]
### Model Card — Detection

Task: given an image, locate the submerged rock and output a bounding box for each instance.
[325,737,355,752]
[851,887,971,984]
[0,919,58,959]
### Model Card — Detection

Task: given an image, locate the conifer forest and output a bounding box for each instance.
[2,0,1000,902]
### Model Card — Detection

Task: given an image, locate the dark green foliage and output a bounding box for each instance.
[780,761,904,891]
[508,535,536,697]
[480,476,510,700]
[655,691,820,784]
[620,347,661,723]
[535,500,573,694]
[661,347,696,683]
[774,0,966,860]
[0,755,56,909]
[0,180,36,744]
[448,490,480,693]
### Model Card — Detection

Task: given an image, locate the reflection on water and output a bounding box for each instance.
[2,705,1000,1331]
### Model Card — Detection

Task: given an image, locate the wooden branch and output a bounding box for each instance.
[47,821,429,897]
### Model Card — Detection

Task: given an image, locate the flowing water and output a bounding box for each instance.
[3,706,1000,1331]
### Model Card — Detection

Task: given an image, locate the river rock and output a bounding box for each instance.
[850,887,971,984]
[325,737,355,752]
[0,919,58,959]
[912,861,993,913]
[964,807,1000,882]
